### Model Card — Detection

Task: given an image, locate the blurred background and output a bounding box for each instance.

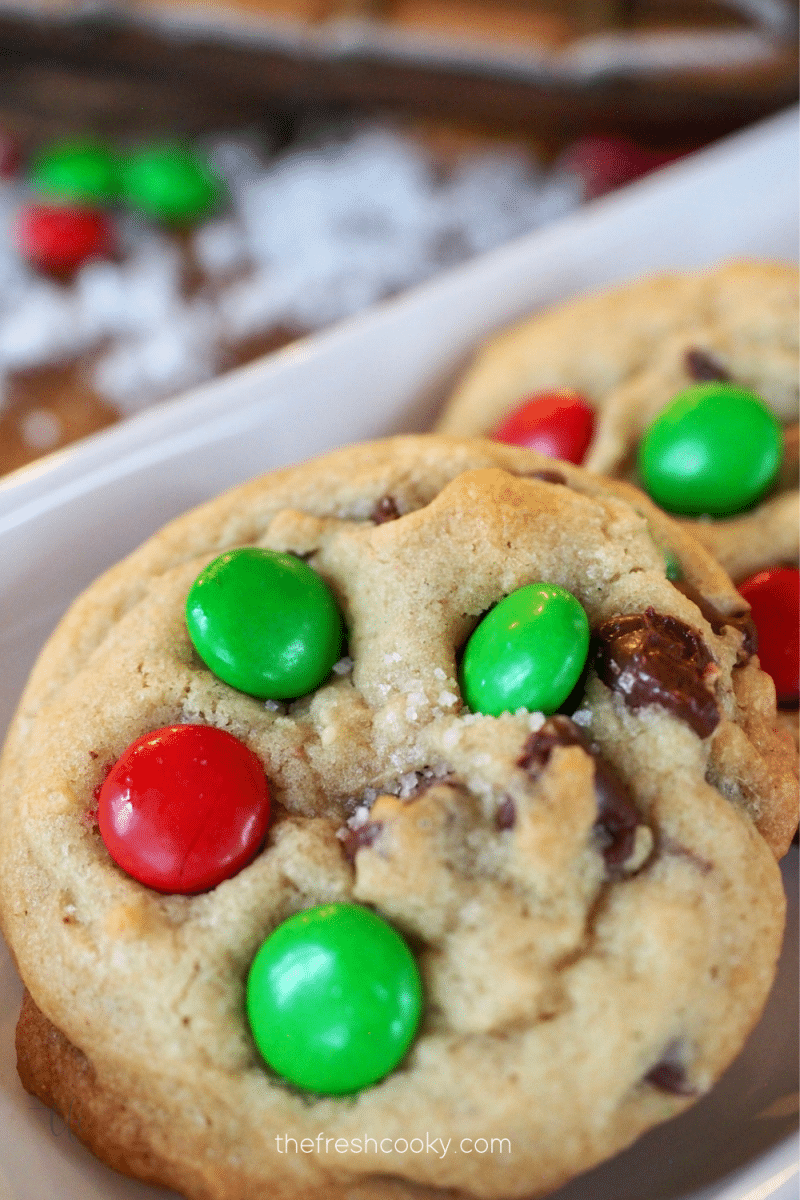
[0,0,797,476]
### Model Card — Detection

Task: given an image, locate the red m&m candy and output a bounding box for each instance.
[737,567,799,706]
[492,391,595,464]
[15,204,114,275]
[98,724,270,894]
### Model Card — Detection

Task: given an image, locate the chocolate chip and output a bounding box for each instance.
[371,496,401,524]
[644,1048,696,1096]
[518,714,583,771]
[526,469,567,486]
[340,821,383,862]
[519,716,647,873]
[594,608,719,738]
[674,580,757,662]
[684,347,730,382]
[496,797,516,830]
[592,756,641,870]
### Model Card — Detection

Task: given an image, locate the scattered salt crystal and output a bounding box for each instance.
[438,690,458,707]
[347,803,372,829]
[332,655,354,675]
[571,708,593,727]
[441,725,459,750]
[264,699,282,711]
[397,772,419,798]
[527,711,547,732]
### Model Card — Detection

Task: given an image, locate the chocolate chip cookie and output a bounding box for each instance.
[0,435,796,1200]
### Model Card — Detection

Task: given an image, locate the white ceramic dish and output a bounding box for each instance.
[0,107,797,1200]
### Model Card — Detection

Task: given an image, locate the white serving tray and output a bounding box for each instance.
[0,106,797,1200]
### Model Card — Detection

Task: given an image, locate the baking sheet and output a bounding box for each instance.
[0,105,797,1200]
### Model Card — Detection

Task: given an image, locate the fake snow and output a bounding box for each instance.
[0,124,582,423]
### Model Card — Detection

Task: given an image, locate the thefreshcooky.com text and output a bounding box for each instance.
[275,1133,511,1159]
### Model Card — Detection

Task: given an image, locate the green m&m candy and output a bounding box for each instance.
[186,546,343,700]
[460,582,589,717]
[638,383,782,517]
[30,139,120,206]
[120,143,222,224]
[246,903,423,1094]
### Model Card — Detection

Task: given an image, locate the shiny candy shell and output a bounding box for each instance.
[29,139,120,206]
[186,546,344,700]
[121,143,221,224]
[15,204,114,274]
[638,383,783,516]
[460,581,590,716]
[246,903,423,1094]
[737,567,799,705]
[98,724,270,894]
[492,390,595,464]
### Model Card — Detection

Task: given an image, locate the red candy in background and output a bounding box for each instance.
[738,567,800,706]
[560,135,686,201]
[15,203,114,274]
[492,390,595,464]
[98,724,271,894]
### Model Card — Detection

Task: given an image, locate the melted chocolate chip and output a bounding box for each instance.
[674,580,757,662]
[340,821,383,862]
[592,756,641,869]
[371,496,401,524]
[519,716,647,873]
[684,347,730,382]
[594,609,719,738]
[496,797,516,830]
[518,714,583,771]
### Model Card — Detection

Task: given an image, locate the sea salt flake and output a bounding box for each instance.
[571,708,593,727]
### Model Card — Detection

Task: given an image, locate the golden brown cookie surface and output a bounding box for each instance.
[436,261,799,581]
